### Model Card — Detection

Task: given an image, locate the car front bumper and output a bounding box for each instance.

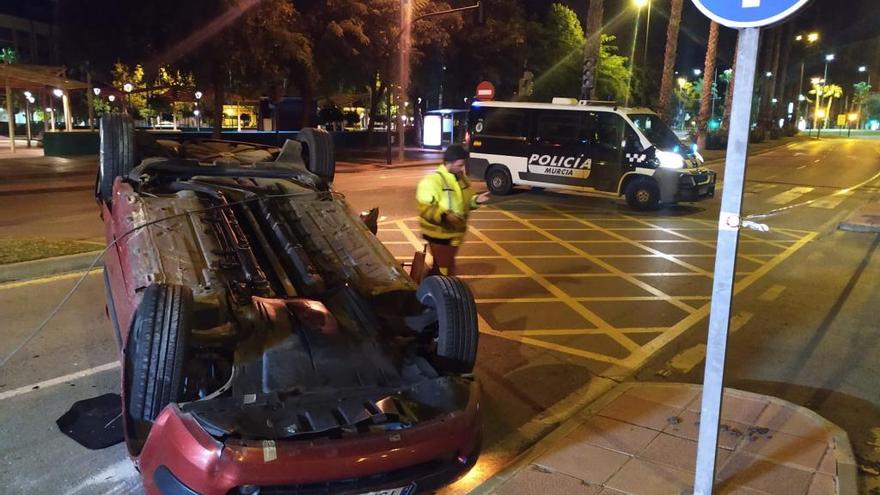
[138,381,482,495]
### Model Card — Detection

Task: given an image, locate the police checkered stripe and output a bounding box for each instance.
[626,153,648,163]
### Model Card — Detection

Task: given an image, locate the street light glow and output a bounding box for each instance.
[23,91,31,98]
[848,113,858,122]
[193,109,200,116]
[766,72,773,78]
[807,32,819,43]
[93,88,101,96]
[825,54,835,62]
[859,66,867,73]
[195,90,203,100]
[677,77,687,88]
[108,95,116,102]
[693,69,702,76]
[123,83,133,93]
[52,88,63,97]
[795,35,802,41]
[633,0,649,8]
[815,108,826,118]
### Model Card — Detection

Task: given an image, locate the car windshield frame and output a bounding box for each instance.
[627,113,685,153]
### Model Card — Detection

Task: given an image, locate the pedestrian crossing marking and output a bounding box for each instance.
[767,186,814,205]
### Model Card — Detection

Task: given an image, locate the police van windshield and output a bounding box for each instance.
[628,113,684,153]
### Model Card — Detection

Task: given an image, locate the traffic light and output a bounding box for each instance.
[474,1,485,25]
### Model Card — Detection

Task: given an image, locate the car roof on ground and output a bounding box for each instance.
[471,100,656,115]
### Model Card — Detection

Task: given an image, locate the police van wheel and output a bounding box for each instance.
[625,179,661,211]
[486,166,513,195]
[416,276,479,373]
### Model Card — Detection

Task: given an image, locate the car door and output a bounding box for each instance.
[583,111,627,192]
[525,110,589,188]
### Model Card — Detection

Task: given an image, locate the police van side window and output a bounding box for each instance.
[585,112,626,152]
[536,111,582,146]
[477,108,526,139]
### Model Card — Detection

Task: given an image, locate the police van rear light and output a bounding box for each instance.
[657,150,685,169]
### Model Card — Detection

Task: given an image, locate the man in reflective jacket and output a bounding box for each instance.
[416,144,490,276]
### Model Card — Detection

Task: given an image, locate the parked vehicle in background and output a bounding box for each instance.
[465,99,716,210]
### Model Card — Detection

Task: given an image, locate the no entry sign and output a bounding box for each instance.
[692,0,812,28]
[475,81,495,101]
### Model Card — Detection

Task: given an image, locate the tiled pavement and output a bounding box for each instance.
[477,383,856,495]
[378,198,816,372]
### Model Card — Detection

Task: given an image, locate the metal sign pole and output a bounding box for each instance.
[692,26,760,495]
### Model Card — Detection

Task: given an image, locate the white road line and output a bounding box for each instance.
[767,186,815,205]
[758,284,787,302]
[0,361,119,401]
[809,190,854,209]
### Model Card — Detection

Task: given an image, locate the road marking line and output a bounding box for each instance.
[809,190,854,209]
[469,226,638,351]
[0,269,102,291]
[624,232,814,369]
[767,186,815,205]
[665,311,754,374]
[0,361,120,401]
[618,214,767,265]
[758,284,787,302]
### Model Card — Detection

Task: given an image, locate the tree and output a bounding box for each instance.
[528,4,586,101]
[596,35,632,102]
[810,82,842,128]
[581,0,604,99]
[852,81,872,127]
[674,79,699,129]
[658,0,684,120]
[697,21,719,150]
[112,63,152,120]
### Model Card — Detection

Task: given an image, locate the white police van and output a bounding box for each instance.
[465,98,716,210]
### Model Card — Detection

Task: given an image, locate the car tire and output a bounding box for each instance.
[625,178,661,211]
[416,276,479,373]
[297,127,336,182]
[486,165,513,195]
[128,284,191,422]
[97,114,137,203]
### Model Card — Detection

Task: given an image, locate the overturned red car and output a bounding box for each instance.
[97,115,481,495]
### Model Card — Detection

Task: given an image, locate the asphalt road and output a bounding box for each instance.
[0,137,878,494]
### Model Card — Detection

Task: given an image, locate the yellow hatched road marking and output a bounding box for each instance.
[469,225,640,352]
[498,207,701,315]
[541,205,714,277]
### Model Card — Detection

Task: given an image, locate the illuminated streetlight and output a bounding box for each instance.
[108,95,116,102]
[859,66,867,73]
[633,0,648,7]
[848,113,858,122]
[52,88,63,97]
[677,77,687,88]
[765,72,773,78]
[825,54,835,62]
[23,91,31,98]
[807,32,819,43]
[815,108,826,118]
[194,90,203,100]
[123,83,133,93]
[795,35,802,41]
[693,69,702,76]
[93,88,101,96]
[193,109,200,116]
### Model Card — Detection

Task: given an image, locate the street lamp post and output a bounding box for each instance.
[627,0,648,107]
[822,54,834,129]
[793,32,818,128]
[23,91,33,148]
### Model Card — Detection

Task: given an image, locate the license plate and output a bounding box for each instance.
[359,485,415,495]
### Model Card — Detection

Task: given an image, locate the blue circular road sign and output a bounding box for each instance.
[691,0,811,28]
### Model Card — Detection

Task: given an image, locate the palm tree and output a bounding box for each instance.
[581,0,604,100]
[658,0,684,119]
[697,21,719,150]
[722,35,738,131]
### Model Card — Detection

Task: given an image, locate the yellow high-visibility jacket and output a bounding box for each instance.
[416,165,480,245]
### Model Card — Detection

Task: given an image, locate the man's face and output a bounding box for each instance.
[446,159,466,174]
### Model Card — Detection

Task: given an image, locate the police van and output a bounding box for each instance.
[465,98,716,210]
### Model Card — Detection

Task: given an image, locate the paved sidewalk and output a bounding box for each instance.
[839,201,880,233]
[476,382,855,495]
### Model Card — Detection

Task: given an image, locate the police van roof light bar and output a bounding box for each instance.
[578,99,617,107]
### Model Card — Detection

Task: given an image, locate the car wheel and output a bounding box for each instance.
[127,284,191,422]
[416,276,479,373]
[625,178,661,211]
[97,114,136,203]
[486,166,513,195]
[297,127,336,182]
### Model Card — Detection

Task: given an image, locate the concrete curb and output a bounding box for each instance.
[0,250,103,283]
[468,382,858,495]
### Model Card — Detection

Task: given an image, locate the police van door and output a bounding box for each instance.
[525,110,589,189]
[583,111,629,192]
